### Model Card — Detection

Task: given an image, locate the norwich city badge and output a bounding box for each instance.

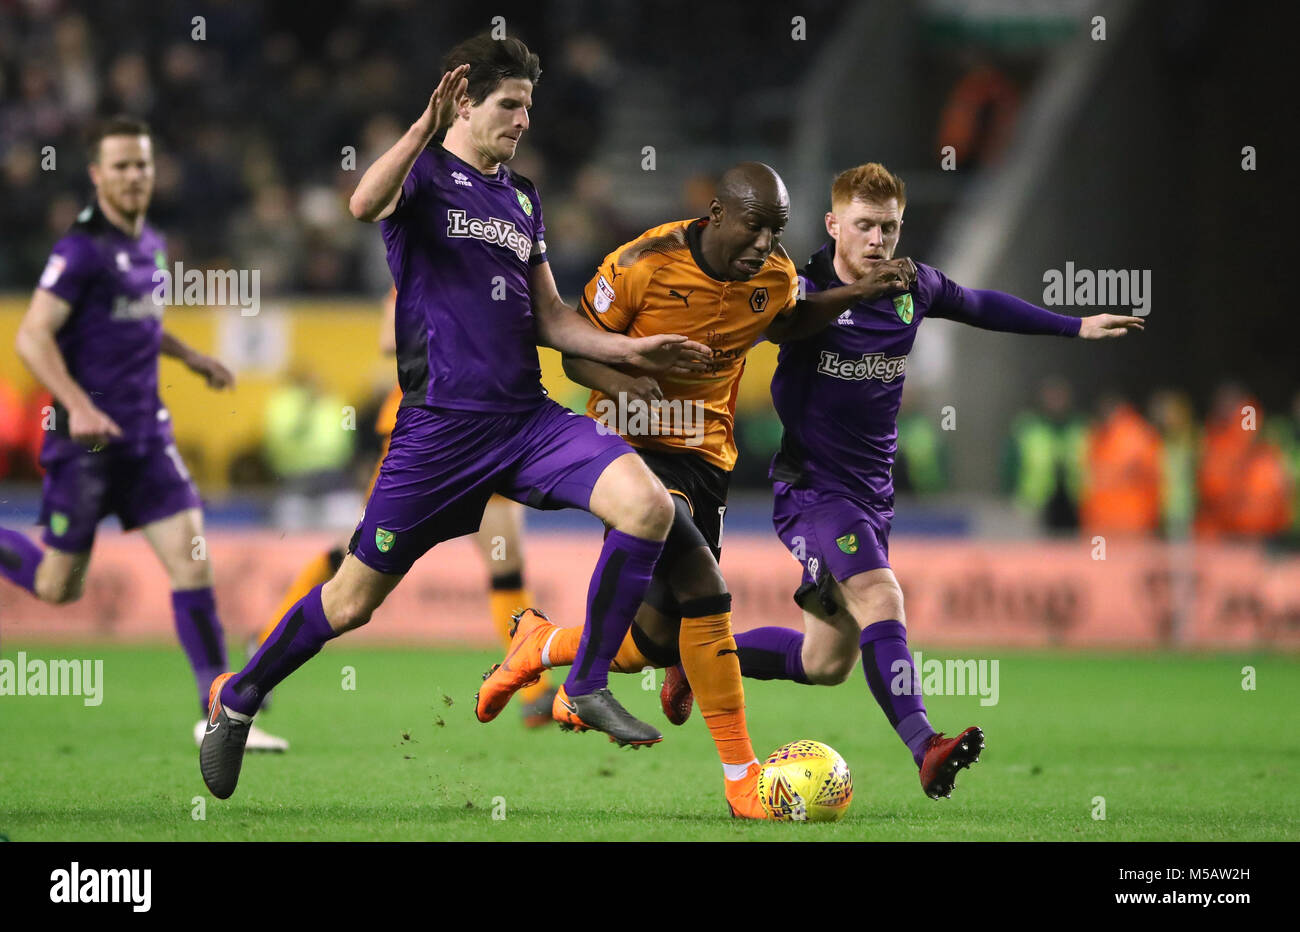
[836,533,859,554]
[375,528,396,553]
[50,512,69,537]
[893,293,914,325]
[516,190,533,217]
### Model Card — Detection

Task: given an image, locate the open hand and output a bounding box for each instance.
[69,403,123,450]
[625,334,713,373]
[423,64,470,136]
[188,353,235,389]
[1078,314,1145,339]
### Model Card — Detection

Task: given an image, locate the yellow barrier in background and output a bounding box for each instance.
[0,296,783,490]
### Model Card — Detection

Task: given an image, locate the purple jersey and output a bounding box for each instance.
[770,243,1080,502]
[382,145,549,413]
[37,203,171,460]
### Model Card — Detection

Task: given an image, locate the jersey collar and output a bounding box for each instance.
[685,217,728,282]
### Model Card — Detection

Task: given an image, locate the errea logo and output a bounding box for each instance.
[446,210,532,262]
[451,171,472,188]
[835,309,854,326]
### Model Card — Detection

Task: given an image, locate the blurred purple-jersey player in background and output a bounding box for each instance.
[663,162,1143,799]
[0,117,286,751]
[199,34,714,799]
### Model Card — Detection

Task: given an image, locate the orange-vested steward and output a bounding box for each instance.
[1080,403,1163,534]
[1197,403,1291,536]
[579,218,798,470]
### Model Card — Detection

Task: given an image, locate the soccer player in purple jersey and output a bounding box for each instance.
[0,117,286,751]
[662,162,1142,799]
[199,35,714,799]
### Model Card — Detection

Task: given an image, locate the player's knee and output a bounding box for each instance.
[168,561,213,591]
[321,583,374,633]
[330,598,374,633]
[36,574,84,605]
[842,576,905,624]
[670,561,727,605]
[614,483,675,540]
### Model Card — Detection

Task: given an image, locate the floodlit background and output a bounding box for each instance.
[0,0,1295,649]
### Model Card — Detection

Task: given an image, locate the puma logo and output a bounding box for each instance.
[668,288,694,307]
[717,648,738,657]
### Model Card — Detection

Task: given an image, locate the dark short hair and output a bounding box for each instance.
[87,115,152,162]
[442,33,541,105]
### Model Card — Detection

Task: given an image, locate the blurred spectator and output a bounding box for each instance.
[1002,376,1086,532]
[263,369,354,486]
[1148,389,1198,537]
[1266,390,1300,541]
[0,6,622,294]
[1080,396,1162,536]
[0,377,24,480]
[895,395,948,494]
[1197,385,1292,538]
[936,53,1021,172]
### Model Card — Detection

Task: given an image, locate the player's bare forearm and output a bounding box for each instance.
[562,353,633,397]
[15,320,95,415]
[161,330,199,365]
[766,287,869,344]
[536,299,630,363]
[348,123,435,222]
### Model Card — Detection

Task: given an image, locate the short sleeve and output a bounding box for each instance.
[579,257,641,333]
[528,190,548,266]
[775,261,801,317]
[38,235,98,307]
[392,149,434,216]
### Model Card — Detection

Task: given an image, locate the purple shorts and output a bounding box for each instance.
[351,399,632,575]
[38,440,202,552]
[771,480,893,613]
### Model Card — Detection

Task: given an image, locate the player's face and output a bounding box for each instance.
[89,134,154,219]
[713,200,789,281]
[827,197,902,281]
[467,78,533,165]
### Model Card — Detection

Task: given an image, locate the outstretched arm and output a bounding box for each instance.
[530,261,710,372]
[765,258,918,344]
[562,354,664,407]
[936,286,1143,339]
[348,65,469,222]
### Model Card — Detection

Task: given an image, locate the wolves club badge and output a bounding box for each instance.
[893,293,914,325]
[836,533,859,554]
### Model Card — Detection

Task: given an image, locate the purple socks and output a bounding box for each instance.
[222,583,337,716]
[565,528,663,697]
[0,526,42,595]
[171,587,228,714]
[735,626,810,684]
[860,620,935,765]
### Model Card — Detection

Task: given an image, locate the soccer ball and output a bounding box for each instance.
[757,740,853,822]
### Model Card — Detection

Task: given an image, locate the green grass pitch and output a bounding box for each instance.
[1,644,1296,841]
